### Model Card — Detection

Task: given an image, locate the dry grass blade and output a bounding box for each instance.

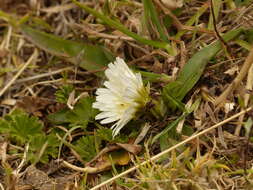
[16,67,72,83]
[0,49,38,97]
[215,46,253,105]
[62,160,97,173]
[41,3,76,13]
[0,183,4,190]
[91,106,253,190]
[235,55,253,135]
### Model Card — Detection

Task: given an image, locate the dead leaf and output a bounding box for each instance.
[161,0,183,9]
[85,142,142,172]
[21,165,75,190]
[224,66,239,76]
[16,96,56,117]
[41,4,76,13]
[67,90,76,110]
[67,91,88,110]
[110,150,130,165]
[87,150,130,172]
[23,165,51,189]
[116,143,142,154]
[85,145,139,173]
[134,123,151,144]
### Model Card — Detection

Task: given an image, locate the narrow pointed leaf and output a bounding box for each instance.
[163,28,243,108]
[20,25,114,75]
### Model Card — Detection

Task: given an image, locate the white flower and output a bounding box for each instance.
[93,57,150,137]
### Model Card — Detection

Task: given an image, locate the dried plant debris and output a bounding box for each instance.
[0,0,253,189]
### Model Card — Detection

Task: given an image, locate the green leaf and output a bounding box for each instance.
[28,134,59,164]
[66,97,97,128]
[11,115,43,143]
[48,97,98,129]
[139,71,171,83]
[20,24,114,76]
[47,108,69,124]
[162,90,186,112]
[1,111,43,144]
[0,110,60,164]
[55,85,74,104]
[74,136,97,162]
[163,28,243,109]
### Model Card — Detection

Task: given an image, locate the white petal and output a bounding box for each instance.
[95,112,117,120]
[93,57,149,137]
[101,117,119,124]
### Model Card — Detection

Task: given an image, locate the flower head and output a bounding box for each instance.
[93,57,150,137]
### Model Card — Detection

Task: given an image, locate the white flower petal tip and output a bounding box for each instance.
[224,102,235,114]
[93,57,150,137]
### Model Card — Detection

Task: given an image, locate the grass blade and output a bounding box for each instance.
[142,0,169,42]
[208,0,222,30]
